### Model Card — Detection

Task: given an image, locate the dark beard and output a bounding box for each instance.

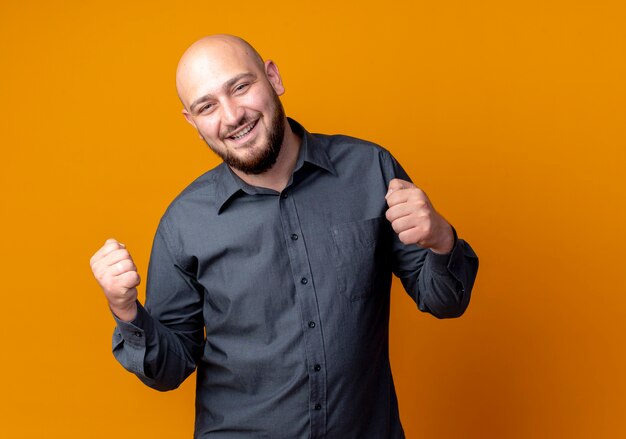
[211,93,286,175]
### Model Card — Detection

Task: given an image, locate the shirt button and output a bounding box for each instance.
[281,193,288,199]
[300,277,308,285]
[133,331,142,338]
[314,403,322,410]
[314,364,321,372]
[291,234,298,241]
[308,321,316,328]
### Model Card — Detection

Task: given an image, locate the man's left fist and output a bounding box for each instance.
[385,178,455,254]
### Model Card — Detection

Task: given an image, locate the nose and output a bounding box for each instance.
[221,99,245,127]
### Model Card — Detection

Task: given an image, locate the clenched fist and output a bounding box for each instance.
[90,238,140,322]
[385,178,455,254]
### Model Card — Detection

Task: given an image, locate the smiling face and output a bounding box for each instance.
[177,36,287,174]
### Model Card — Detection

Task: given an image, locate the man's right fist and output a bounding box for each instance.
[90,238,140,322]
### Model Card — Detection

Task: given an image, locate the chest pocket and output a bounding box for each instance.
[330,216,392,301]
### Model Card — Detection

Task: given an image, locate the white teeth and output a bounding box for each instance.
[231,122,256,140]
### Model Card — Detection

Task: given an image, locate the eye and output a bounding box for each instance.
[198,103,214,114]
[234,83,250,93]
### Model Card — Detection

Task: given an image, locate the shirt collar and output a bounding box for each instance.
[215,117,336,214]
[289,118,337,176]
[213,163,244,214]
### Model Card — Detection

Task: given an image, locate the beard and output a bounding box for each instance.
[204,92,286,175]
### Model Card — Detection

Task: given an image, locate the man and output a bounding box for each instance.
[90,34,478,438]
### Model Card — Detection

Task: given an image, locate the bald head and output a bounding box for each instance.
[176,35,266,109]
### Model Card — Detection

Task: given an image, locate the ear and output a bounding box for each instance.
[182,109,204,140]
[264,60,285,96]
[182,108,197,128]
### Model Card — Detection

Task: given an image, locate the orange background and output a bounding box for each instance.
[1,1,625,438]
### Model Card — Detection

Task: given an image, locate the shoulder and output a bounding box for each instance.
[313,132,391,157]
[311,131,399,174]
[160,163,227,223]
[308,129,413,187]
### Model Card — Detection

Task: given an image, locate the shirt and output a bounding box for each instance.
[113,118,479,438]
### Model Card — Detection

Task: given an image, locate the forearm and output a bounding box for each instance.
[400,238,479,319]
[112,301,203,391]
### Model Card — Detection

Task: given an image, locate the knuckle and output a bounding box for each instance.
[92,267,102,281]
[94,265,109,281]
[102,243,117,255]
[399,233,411,245]
[130,272,141,286]
[120,270,140,286]
[385,209,393,221]
[411,198,426,208]
[101,279,115,294]
[116,249,130,259]
[117,259,132,272]
[115,260,126,272]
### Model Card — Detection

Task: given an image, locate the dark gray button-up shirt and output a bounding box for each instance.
[113,118,479,438]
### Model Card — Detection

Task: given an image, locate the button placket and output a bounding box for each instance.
[278,192,327,437]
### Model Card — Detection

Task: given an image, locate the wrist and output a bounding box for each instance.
[110,301,138,322]
[430,223,455,254]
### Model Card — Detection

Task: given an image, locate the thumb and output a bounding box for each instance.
[386,178,413,198]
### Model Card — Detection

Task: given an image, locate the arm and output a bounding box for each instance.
[390,222,479,318]
[91,221,204,391]
[381,154,479,318]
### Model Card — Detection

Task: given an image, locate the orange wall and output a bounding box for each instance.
[1,1,624,437]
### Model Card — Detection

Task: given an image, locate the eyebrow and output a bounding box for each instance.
[189,72,257,113]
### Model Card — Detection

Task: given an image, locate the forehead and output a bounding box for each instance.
[177,42,261,106]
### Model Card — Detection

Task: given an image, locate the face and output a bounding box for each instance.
[179,44,287,175]
[201,88,285,175]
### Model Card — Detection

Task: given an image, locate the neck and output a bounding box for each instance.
[230,118,301,192]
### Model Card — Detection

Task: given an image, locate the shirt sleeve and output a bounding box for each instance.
[379,149,479,318]
[112,217,205,391]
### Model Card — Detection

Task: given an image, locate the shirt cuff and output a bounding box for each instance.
[112,301,149,348]
[426,226,458,273]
